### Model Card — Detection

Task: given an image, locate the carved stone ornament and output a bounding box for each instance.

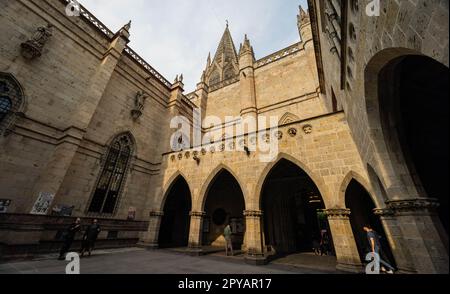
[275,131,283,140]
[373,208,395,217]
[131,91,148,121]
[302,124,313,134]
[288,128,298,137]
[324,208,351,219]
[387,198,440,213]
[243,210,264,218]
[190,211,206,218]
[21,24,54,59]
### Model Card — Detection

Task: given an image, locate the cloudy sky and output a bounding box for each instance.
[78,0,308,92]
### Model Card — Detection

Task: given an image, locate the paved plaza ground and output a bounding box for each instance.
[0,248,340,274]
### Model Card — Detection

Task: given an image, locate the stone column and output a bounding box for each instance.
[138,211,164,249]
[373,208,416,274]
[188,211,205,255]
[324,208,363,273]
[388,198,449,274]
[243,210,266,265]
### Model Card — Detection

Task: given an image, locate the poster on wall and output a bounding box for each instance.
[0,199,12,213]
[30,192,55,215]
[127,207,136,220]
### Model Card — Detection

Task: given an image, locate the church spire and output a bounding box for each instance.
[204,23,240,86]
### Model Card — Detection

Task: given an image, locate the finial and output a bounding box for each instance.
[180,74,184,83]
[124,20,131,31]
[174,75,179,83]
[226,20,229,28]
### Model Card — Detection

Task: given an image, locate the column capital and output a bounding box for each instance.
[189,211,206,218]
[387,198,440,214]
[149,211,164,217]
[244,210,263,217]
[373,208,395,217]
[324,208,351,219]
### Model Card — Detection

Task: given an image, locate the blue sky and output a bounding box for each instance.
[78,0,308,92]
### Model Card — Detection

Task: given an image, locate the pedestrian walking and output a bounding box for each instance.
[320,229,330,256]
[364,225,395,274]
[58,218,81,260]
[80,219,101,257]
[224,224,234,256]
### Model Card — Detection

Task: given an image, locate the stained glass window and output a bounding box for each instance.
[89,134,133,214]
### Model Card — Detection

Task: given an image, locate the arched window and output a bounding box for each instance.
[88,133,134,214]
[0,96,12,123]
[0,73,24,135]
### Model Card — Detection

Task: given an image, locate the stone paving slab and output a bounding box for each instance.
[0,248,338,275]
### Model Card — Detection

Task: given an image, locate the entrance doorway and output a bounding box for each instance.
[261,159,333,257]
[378,55,449,238]
[345,179,396,267]
[158,176,192,248]
[202,170,246,251]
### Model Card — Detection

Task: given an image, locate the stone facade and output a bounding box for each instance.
[0,0,448,274]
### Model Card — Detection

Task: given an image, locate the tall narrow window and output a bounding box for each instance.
[89,133,133,214]
[0,73,24,135]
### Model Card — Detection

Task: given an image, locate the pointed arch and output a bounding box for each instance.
[159,171,193,212]
[278,112,300,126]
[255,153,329,210]
[158,172,192,248]
[199,163,247,211]
[105,130,137,157]
[338,171,384,209]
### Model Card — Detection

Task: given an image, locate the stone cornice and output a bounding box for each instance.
[387,198,440,213]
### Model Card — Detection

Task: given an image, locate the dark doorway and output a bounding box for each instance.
[203,170,246,250]
[345,179,396,267]
[158,176,192,248]
[379,55,449,237]
[261,159,333,256]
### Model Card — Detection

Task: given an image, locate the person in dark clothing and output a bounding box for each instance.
[320,229,330,256]
[80,219,101,257]
[58,218,81,260]
[364,225,395,274]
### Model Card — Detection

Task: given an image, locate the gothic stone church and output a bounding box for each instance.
[0,0,448,274]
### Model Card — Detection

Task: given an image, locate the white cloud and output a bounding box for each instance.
[78,0,308,92]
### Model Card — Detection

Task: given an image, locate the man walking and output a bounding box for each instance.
[58,218,81,260]
[80,219,101,257]
[364,225,395,274]
[224,223,234,256]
